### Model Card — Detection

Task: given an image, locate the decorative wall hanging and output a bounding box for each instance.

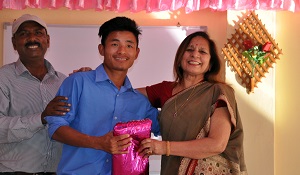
[1,1,300,13]
[222,11,283,93]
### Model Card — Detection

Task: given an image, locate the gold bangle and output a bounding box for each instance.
[166,141,170,156]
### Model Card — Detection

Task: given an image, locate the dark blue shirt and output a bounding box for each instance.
[46,64,160,175]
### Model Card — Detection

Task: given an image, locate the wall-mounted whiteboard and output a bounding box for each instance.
[3,23,206,88]
[3,24,206,174]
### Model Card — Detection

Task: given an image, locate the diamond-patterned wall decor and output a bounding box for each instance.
[222,11,283,93]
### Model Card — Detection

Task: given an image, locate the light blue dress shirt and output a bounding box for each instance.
[46,64,160,175]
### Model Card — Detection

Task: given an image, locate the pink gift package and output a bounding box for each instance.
[112,118,152,175]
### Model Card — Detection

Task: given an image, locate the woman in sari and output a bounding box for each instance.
[138,31,247,175]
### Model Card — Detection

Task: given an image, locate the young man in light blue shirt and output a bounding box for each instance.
[46,16,160,174]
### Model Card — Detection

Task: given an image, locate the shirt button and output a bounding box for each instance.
[106,159,109,163]
[114,116,117,120]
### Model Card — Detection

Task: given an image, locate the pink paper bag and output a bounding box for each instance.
[112,118,152,175]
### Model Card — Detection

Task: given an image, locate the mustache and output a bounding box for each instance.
[25,42,41,47]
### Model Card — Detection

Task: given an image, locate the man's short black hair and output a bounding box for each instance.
[98,16,142,46]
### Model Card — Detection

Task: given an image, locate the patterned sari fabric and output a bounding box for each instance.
[158,81,247,175]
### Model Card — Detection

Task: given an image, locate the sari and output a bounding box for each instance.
[158,81,247,175]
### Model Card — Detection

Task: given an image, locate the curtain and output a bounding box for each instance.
[1,0,299,13]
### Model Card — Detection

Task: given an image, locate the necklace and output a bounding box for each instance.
[174,85,196,117]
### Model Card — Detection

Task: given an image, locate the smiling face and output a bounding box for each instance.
[12,21,49,64]
[180,36,211,80]
[98,31,140,75]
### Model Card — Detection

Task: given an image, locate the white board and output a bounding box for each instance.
[3,24,206,88]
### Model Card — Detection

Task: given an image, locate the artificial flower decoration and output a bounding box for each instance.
[242,40,272,78]
[222,11,282,93]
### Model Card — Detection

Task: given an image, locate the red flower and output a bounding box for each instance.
[243,39,253,50]
[262,42,272,52]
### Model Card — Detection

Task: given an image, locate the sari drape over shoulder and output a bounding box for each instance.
[158,81,247,175]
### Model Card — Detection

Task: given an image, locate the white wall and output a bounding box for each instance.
[226,10,275,175]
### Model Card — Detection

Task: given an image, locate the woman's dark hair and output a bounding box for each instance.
[173,31,221,83]
[98,16,142,47]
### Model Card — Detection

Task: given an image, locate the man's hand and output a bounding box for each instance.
[41,96,71,124]
[95,132,132,154]
[69,67,92,76]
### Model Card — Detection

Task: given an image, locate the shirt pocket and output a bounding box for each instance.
[119,111,143,123]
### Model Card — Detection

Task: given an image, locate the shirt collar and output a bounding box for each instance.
[15,58,60,78]
[95,64,137,93]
